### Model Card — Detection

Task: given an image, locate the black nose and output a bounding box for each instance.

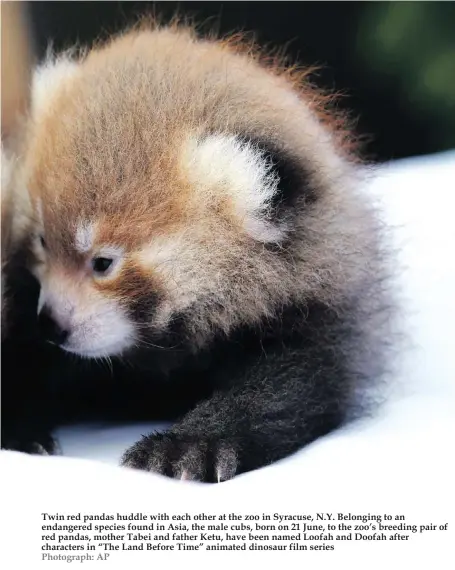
[38,307,69,346]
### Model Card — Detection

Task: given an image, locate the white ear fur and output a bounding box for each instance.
[31,51,79,116]
[184,134,286,243]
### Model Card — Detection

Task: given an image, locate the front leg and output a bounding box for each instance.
[121,350,346,482]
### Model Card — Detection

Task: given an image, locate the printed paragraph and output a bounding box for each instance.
[40,511,450,561]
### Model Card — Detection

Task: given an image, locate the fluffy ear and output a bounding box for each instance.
[31,51,80,117]
[183,134,313,244]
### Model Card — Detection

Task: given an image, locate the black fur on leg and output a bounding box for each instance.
[121,290,391,482]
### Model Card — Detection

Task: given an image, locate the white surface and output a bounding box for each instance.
[1,151,455,568]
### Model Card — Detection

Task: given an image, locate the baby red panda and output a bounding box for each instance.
[4,21,392,481]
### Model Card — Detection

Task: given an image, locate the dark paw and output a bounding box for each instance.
[121,432,238,483]
[1,429,59,456]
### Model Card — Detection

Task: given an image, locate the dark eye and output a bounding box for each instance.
[40,235,46,249]
[92,257,113,275]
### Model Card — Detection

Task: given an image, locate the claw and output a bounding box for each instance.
[215,445,238,482]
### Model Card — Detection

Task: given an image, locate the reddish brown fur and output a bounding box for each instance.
[1,19,393,480]
[19,22,378,348]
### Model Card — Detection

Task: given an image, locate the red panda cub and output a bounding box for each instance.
[18,23,390,481]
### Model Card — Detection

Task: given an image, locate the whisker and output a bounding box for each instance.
[103,355,114,376]
[136,337,184,350]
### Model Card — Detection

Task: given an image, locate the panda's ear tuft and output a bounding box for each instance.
[184,133,315,245]
[31,51,80,117]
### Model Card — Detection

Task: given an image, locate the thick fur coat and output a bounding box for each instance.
[1,22,392,481]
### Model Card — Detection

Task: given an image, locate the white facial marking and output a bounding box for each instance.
[63,302,135,358]
[183,134,286,243]
[95,245,124,259]
[38,277,135,358]
[136,232,201,315]
[75,221,95,253]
